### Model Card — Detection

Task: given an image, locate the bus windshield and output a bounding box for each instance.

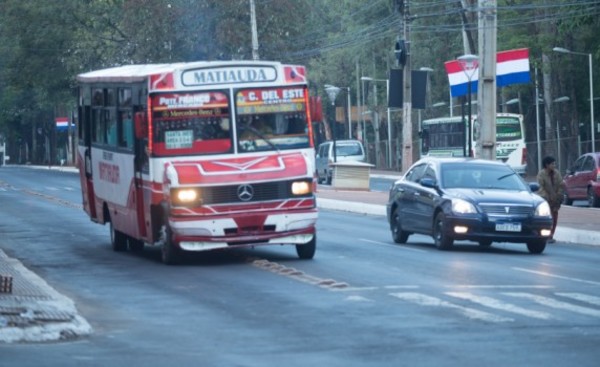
[496,116,523,141]
[235,87,310,152]
[151,91,233,156]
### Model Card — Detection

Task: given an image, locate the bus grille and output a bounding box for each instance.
[200,180,311,205]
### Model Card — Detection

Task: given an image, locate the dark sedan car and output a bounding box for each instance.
[386,157,553,254]
[563,152,600,207]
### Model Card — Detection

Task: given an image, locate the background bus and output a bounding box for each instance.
[420,113,527,174]
[77,61,318,264]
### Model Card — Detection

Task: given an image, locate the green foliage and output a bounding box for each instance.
[1,0,600,163]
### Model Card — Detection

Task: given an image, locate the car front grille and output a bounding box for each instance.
[479,204,533,217]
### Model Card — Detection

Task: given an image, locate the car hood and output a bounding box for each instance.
[446,188,543,206]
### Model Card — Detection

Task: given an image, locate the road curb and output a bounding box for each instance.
[0,250,92,343]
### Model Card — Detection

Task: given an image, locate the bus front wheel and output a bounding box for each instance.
[162,225,181,265]
[296,234,316,259]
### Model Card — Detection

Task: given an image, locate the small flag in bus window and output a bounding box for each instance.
[56,117,70,131]
[284,65,306,83]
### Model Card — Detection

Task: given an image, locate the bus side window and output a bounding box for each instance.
[120,110,134,149]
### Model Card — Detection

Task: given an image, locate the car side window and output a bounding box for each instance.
[405,163,427,183]
[423,165,436,180]
[582,156,595,171]
[572,157,584,172]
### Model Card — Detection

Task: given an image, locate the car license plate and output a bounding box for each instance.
[495,223,522,232]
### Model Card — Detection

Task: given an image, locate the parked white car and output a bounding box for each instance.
[316,139,366,184]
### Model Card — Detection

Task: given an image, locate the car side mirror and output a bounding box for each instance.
[529,182,540,192]
[420,177,437,189]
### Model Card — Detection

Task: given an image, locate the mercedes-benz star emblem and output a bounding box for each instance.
[237,184,254,201]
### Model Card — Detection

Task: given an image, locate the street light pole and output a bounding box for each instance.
[458,54,479,157]
[325,85,341,163]
[553,47,595,152]
[535,67,542,172]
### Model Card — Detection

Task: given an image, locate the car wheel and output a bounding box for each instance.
[526,239,546,254]
[296,234,316,259]
[162,225,181,265]
[478,239,492,247]
[325,171,332,185]
[110,220,128,252]
[588,187,600,208]
[563,192,573,206]
[433,213,453,250]
[390,208,410,244]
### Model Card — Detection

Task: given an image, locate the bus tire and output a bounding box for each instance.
[128,238,145,252]
[162,226,181,265]
[110,221,128,252]
[296,234,316,259]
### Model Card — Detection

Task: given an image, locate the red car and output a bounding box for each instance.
[563,152,600,207]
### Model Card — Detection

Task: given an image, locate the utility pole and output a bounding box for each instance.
[400,0,413,173]
[477,0,497,161]
[250,0,259,60]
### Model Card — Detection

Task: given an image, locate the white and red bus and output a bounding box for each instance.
[77,61,317,264]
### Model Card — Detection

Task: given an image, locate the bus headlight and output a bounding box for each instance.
[172,188,201,205]
[535,201,552,217]
[291,181,312,196]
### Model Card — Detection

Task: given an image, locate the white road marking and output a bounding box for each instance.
[390,292,513,323]
[555,293,600,306]
[504,293,600,317]
[360,239,427,253]
[446,292,553,320]
[513,267,600,286]
[345,295,374,302]
[447,285,553,289]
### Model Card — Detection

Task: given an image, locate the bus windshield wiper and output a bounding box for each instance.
[241,124,280,153]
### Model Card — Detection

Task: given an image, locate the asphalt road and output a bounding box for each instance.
[1,166,599,366]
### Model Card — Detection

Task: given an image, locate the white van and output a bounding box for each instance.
[316,139,366,184]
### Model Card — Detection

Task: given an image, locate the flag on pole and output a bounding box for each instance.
[496,48,530,87]
[445,48,531,98]
[56,117,69,131]
[445,59,479,98]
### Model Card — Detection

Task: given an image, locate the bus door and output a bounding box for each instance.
[79,89,97,220]
[133,108,149,239]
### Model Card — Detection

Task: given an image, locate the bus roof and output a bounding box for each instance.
[76,60,303,85]
[421,113,522,125]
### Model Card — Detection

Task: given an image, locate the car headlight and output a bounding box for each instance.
[172,188,201,205]
[291,181,312,195]
[535,201,552,217]
[451,198,477,214]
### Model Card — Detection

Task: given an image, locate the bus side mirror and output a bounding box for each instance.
[134,112,148,139]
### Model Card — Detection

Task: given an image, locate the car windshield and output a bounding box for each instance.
[336,144,362,156]
[441,163,528,190]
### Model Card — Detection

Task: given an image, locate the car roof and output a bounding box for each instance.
[415,156,509,167]
[319,140,363,145]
